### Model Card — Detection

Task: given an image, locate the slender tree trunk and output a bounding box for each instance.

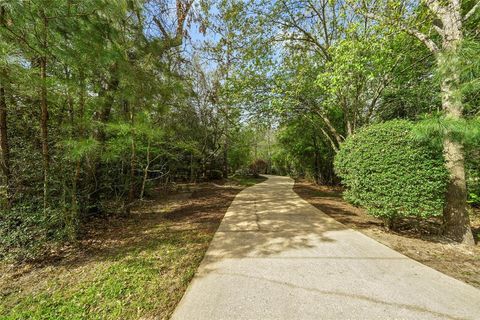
[71,160,81,213]
[312,133,321,184]
[0,86,11,207]
[140,141,150,200]
[70,72,85,238]
[439,10,474,244]
[72,71,86,212]
[39,56,49,211]
[223,138,228,178]
[346,118,353,137]
[90,69,118,207]
[95,76,117,142]
[315,109,343,147]
[127,105,136,213]
[189,152,195,182]
[201,158,206,179]
[39,11,50,211]
[0,8,11,207]
[128,138,136,207]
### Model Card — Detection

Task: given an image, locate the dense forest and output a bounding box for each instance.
[0,0,479,259]
[0,0,266,260]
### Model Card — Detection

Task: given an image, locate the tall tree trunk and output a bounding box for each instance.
[71,159,81,219]
[72,72,86,212]
[140,141,150,200]
[314,109,343,148]
[189,152,195,183]
[0,86,11,207]
[90,69,118,207]
[439,9,474,244]
[0,7,11,207]
[128,137,136,211]
[127,103,136,213]
[312,133,321,184]
[40,56,49,211]
[39,11,49,211]
[70,71,85,239]
[223,138,228,178]
[95,76,117,142]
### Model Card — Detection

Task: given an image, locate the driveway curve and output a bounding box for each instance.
[172,175,480,320]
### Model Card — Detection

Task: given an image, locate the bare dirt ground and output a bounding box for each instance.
[294,180,480,289]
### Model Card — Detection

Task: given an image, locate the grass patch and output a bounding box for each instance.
[229,174,267,187]
[1,232,207,319]
[0,184,247,320]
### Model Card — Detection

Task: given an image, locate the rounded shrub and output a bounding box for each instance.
[334,120,448,225]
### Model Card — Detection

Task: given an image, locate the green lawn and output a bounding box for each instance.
[229,174,267,187]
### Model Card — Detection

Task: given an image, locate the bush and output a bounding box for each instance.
[249,159,268,177]
[466,149,480,207]
[206,169,223,180]
[0,204,71,262]
[234,168,251,176]
[334,120,448,225]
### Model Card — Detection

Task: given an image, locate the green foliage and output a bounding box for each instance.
[206,169,223,180]
[0,0,253,260]
[0,205,71,261]
[466,148,480,207]
[468,192,480,206]
[271,116,337,184]
[61,138,100,161]
[413,114,480,147]
[248,159,268,176]
[1,0,479,260]
[227,126,256,172]
[229,174,267,187]
[334,120,448,222]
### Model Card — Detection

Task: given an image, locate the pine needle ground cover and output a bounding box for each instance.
[294,181,480,289]
[0,181,255,320]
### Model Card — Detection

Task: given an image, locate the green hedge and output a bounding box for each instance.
[334,120,448,223]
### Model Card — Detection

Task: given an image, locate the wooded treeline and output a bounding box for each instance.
[1,0,480,259]
[215,0,480,243]
[0,0,267,260]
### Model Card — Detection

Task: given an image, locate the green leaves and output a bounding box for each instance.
[413,114,480,146]
[335,120,448,221]
[61,138,100,161]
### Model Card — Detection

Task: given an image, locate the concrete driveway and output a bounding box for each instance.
[171,175,480,320]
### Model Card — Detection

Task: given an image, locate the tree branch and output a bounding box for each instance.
[301,114,339,152]
[305,0,330,48]
[423,0,446,17]
[153,0,194,49]
[403,27,439,53]
[433,24,444,38]
[464,1,480,20]
[362,11,439,53]
[153,16,170,38]
[176,0,194,37]
[279,1,331,60]
[2,25,42,55]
